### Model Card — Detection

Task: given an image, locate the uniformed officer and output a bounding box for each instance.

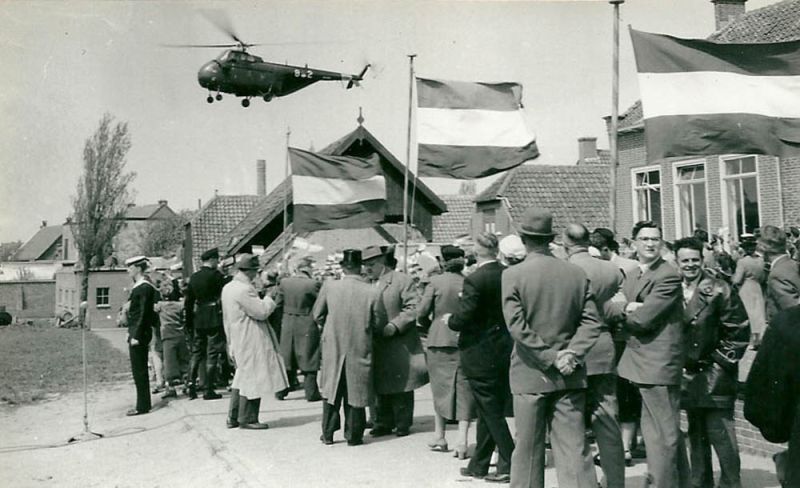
[185,247,226,400]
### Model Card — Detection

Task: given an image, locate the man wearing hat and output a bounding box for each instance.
[759,225,800,321]
[184,247,226,400]
[502,208,602,488]
[273,256,323,401]
[124,256,159,416]
[313,249,384,445]
[362,244,428,437]
[222,254,288,429]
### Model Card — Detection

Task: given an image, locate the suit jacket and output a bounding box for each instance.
[417,271,463,348]
[681,271,749,410]
[185,265,225,330]
[502,250,603,394]
[274,271,322,371]
[313,275,383,408]
[449,260,513,379]
[568,248,623,376]
[373,270,429,394]
[608,257,684,386]
[767,255,800,320]
[127,279,158,345]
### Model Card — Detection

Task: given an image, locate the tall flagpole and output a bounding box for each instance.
[402,54,416,274]
[282,127,291,270]
[609,0,624,234]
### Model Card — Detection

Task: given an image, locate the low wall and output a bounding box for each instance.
[0,280,55,319]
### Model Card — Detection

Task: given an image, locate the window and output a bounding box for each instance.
[96,287,110,308]
[483,209,496,233]
[674,162,708,238]
[62,238,69,260]
[722,156,760,237]
[632,167,662,226]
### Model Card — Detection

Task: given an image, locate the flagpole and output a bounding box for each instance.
[402,54,416,274]
[282,127,291,270]
[609,0,623,234]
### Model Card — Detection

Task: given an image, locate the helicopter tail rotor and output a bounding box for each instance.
[347,64,371,89]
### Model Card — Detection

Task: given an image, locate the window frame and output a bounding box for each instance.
[96,287,110,309]
[672,159,710,239]
[719,155,762,239]
[630,164,663,226]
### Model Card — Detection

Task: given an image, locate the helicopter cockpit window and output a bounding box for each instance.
[218,51,231,62]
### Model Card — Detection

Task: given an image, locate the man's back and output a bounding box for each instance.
[767,255,800,319]
[279,275,321,315]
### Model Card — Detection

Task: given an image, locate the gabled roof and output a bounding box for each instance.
[188,194,264,263]
[616,0,800,133]
[124,203,174,220]
[474,164,611,233]
[221,179,290,255]
[432,195,475,243]
[12,226,62,261]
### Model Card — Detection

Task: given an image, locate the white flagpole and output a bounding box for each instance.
[282,127,291,269]
[402,54,416,273]
[609,0,624,234]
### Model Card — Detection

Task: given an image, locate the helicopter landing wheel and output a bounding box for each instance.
[215,93,222,101]
[206,96,214,104]
[241,98,250,108]
[263,94,273,102]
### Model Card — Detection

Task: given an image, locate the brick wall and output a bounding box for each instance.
[0,280,55,319]
[756,156,783,228]
[781,157,800,227]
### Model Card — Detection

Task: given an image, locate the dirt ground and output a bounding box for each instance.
[0,330,782,488]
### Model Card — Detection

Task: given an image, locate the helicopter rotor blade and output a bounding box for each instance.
[160,43,240,49]
[199,9,247,47]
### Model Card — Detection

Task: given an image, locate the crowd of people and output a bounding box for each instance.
[117,207,800,488]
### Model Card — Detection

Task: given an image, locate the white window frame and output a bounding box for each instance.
[631,165,662,225]
[719,155,762,239]
[672,159,711,239]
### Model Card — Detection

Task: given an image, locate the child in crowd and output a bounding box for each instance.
[155,280,189,399]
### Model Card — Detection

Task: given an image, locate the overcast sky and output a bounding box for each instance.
[0,0,777,242]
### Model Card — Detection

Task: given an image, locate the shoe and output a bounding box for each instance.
[395,430,410,437]
[306,393,322,402]
[161,389,177,399]
[453,444,469,460]
[227,420,240,429]
[484,473,511,483]
[203,391,222,400]
[239,422,269,430]
[347,439,364,446]
[624,449,633,467]
[151,385,164,394]
[275,389,289,401]
[365,420,374,429]
[460,467,486,479]
[370,427,393,437]
[126,408,148,416]
[428,438,448,452]
[188,385,197,400]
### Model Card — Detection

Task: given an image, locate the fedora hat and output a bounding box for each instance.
[518,207,555,237]
[200,247,220,261]
[440,244,465,261]
[236,253,260,270]
[361,245,385,262]
[340,249,362,268]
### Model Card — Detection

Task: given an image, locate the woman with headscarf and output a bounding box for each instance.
[416,245,475,458]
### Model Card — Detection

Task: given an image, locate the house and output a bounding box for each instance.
[0,222,65,282]
[219,121,447,268]
[610,0,800,241]
[431,194,475,244]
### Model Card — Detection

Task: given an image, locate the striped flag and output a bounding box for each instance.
[416,78,539,179]
[630,29,800,161]
[289,148,386,232]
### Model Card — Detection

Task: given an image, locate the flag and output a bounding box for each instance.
[289,148,386,232]
[416,78,539,179]
[630,29,800,161]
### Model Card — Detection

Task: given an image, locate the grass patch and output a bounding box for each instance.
[0,324,130,405]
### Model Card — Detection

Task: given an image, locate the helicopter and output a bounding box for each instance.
[167,12,370,107]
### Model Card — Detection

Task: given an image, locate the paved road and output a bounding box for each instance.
[0,331,781,488]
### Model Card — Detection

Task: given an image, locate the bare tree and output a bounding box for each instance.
[139,209,194,258]
[71,114,136,314]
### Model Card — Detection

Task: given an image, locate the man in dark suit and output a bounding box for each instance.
[448,232,515,483]
[759,225,800,321]
[185,247,226,400]
[502,209,602,488]
[124,256,158,416]
[274,256,322,401]
[564,223,625,488]
[606,221,690,488]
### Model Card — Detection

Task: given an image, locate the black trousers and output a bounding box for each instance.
[228,389,261,425]
[189,327,226,393]
[321,367,366,443]
[375,391,414,433]
[129,343,151,413]
[467,374,514,476]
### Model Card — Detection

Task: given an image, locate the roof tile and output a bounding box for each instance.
[189,195,263,264]
[432,195,474,242]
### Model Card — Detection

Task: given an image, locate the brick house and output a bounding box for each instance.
[610,0,800,241]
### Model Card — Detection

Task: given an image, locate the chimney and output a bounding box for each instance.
[158,199,167,206]
[256,159,266,196]
[41,220,47,228]
[712,0,746,31]
[578,137,598,164]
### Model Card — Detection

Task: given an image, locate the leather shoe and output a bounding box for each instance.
[239,422,269,430]
[126,409,148,416]
[226,420,240,429]
[484,473,510,483]
[460,467,486,479]
[203,391,222,400]
[306,393,323,402]
[347,438,364,446]
[395,430,410,437]
[369,427,393,437]
[275,389,289,400]
[320,435,334,445]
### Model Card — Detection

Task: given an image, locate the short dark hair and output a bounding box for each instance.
[632,221,662,239]
[693,229,709,242]
[591,228,619,252]
[521,233,554,248]
[673,237,704,257]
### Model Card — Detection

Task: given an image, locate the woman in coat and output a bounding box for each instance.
[731,237,767,349]
[417,245,475,457]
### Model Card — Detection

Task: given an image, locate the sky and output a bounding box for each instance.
[0,0,778,242]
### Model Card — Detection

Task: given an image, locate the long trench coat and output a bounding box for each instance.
[222,272,289,400]
[373,269,429,395]
[312,275,383,408]
[274,272,322,372]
